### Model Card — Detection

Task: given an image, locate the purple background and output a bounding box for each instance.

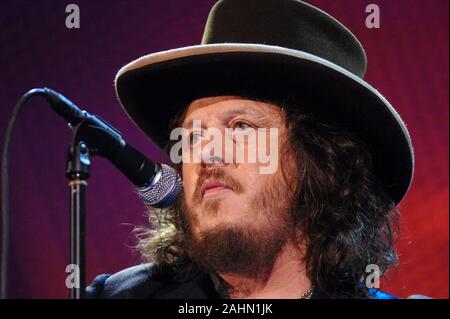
[0,0,448,298]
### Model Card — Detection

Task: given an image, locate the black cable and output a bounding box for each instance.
[1,88,47,299]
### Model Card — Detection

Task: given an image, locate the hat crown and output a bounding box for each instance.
[201,0,367,78]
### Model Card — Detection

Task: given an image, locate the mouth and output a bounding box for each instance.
[201,180,232,200]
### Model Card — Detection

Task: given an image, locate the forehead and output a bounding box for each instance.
[182,96,282,126]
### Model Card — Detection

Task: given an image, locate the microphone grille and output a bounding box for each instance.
[136,164,182,208]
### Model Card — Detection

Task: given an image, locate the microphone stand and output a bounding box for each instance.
[64,116,121,299]
[65,120,92,299]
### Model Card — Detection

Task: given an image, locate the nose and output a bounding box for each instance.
[192,125,237,169]
[194,146,227,183]
[200,143,227,169]
[194,127,234,170]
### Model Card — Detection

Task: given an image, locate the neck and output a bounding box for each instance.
[218,241,311,299]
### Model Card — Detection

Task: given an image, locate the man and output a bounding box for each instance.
[86,0,414,299]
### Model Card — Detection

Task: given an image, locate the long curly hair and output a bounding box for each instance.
[135,96,400,298]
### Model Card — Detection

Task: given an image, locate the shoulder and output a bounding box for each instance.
[85,263,172,299]
[85,263,219,299]
[311,286,400,299]
[366,289,431,299]
[367,288,399,299]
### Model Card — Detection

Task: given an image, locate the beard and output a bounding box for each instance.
[180,168,296,279]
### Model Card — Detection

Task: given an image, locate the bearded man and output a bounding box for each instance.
[86,0,414,299]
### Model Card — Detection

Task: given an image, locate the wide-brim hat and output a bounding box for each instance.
[114,0,414,205]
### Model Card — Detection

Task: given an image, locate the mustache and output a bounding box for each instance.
[192,167,244,204]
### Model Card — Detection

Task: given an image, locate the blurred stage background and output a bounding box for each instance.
[0,0,448,298]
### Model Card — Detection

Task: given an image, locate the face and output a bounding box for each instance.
[178,96,299,276]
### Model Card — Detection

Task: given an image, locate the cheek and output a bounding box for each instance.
[238,157,289,196]
[182,163,197,200]
[235,163,270,197]
[238,128,281,174]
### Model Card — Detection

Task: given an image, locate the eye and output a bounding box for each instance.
[189,131,203,146]
[232,121,252,132]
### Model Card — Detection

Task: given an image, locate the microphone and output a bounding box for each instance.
[42,88,182,208]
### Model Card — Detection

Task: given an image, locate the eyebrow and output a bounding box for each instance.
[181,105,264,129]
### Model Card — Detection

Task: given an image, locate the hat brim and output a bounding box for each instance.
[115,43,414,205]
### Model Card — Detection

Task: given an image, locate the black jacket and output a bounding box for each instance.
[85,263,399,299]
